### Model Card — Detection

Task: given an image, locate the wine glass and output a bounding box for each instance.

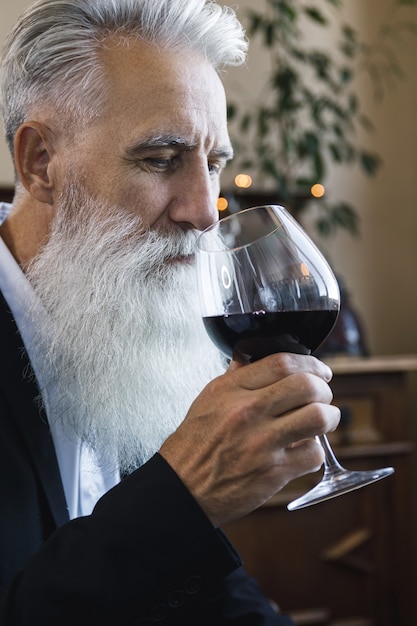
[195,205,394,511]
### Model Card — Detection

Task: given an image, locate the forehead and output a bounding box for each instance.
[95,38,229,148]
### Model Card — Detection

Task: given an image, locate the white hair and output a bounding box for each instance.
[24,180,226,473]
[0,0,247,156]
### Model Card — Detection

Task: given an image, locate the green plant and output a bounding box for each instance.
[227,0,417,237]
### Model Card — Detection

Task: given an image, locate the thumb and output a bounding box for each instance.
[227,357,248,372]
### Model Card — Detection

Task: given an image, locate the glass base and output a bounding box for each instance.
[287,466,395,511]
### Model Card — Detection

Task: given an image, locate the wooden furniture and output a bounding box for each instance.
[223,355,417,626]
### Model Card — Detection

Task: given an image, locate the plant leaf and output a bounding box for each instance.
[303,6,328,26]
[360,151,381,175]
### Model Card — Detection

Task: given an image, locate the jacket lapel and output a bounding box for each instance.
[0,291,69,528]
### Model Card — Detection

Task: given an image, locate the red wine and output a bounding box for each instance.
[203,310,338,361]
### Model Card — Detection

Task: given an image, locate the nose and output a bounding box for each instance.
[168,164,219,232]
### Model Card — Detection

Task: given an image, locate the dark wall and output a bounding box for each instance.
[0,187,13,202]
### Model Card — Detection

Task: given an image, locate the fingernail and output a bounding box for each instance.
[324,365,333,381]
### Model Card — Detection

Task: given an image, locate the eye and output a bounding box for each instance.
[208,160,225,176]
[147,157,173,170]
[144,155,181,172]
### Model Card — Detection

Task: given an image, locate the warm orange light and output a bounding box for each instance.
[300,262,310,276]
[234,173,253,189]
[217,196,229,212]
[311,183,325,198]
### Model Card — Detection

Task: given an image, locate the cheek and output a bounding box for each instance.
[70,154,164,225]
[110,178,171,228]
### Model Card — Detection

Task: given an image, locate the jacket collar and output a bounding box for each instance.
[0,290,69,527]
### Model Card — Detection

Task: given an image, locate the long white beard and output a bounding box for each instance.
[25,184,225,474]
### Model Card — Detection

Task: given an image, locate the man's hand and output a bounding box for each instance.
[160,353,340,527]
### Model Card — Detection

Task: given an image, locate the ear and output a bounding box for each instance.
[14,121,57,205]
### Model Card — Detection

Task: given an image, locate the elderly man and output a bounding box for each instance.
[0,0,340,623]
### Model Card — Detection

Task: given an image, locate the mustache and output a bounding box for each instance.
[58,185,202,259]
[146,225,200,260]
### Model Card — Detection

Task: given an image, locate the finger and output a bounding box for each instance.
[228,352,333,390]
[271,403,341,449]
[282,437,325,476]
[237,371,334,425]
[266,371,334,417]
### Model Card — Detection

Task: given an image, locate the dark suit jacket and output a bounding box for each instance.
[0,291,294,625]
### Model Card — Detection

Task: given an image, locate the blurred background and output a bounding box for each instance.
[218,0,417,358]
[1,0,417,356]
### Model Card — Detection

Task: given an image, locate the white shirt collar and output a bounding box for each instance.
[0,202,10,224]
[0,203,120,518]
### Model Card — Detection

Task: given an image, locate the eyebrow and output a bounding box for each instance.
[125,133,234,161]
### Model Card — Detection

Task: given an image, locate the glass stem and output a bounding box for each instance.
[316,434,346,478]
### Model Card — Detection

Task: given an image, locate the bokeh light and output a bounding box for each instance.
[311,183,325,198]
[217,196,229,212]
[234,173,253,189]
